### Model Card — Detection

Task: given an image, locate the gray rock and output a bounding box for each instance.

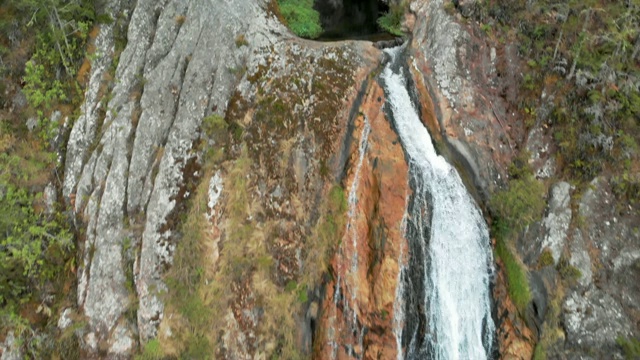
[527,271,548,337]
[26,117,38,132]
[563,288,632,348]
[568,229,593,288]
[526,123,556,179]
[457,0,478,18]
[411,0,464,105]
[0,332,21,360]
[517,182,571,268]
[11,89,27,111]
[541,182,572,264]
[57,308,74,330]
[63,0,284,352]
[43,182,57,215]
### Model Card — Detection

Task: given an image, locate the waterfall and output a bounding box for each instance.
[329,116,371,359]
[383,47,495,360]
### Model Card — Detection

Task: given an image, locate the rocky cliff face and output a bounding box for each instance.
[42,0,639,358]
[404,1,640,359]
[315,77,409,360]
[62,0,386,357]
[64,0,287,355]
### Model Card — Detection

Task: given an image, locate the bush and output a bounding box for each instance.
[11,0,96,140]
[538,248,554,268]
[0,182,74,308]
[377,2,406,36]
[277,0,323,39]
[490,175,545,233]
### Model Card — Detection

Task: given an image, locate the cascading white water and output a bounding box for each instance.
[383,47,495,360]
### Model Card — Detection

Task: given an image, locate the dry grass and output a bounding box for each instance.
[174,15,186,26]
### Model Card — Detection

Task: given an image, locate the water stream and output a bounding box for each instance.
[382,47,495,360]
[330,115,371,359]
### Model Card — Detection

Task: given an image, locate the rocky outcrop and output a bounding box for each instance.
[0,332,21,360]
[405,1,640,358]
[63,0,288,356]
[560,178,639,357]
[517,177,639,358]
[518,182,572,266]
[316,78,409,360]
[408,0,516,203]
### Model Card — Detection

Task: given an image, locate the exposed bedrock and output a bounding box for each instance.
[63,0,282,356]
[315,79,409,360]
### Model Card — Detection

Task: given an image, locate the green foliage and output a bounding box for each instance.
[0,124,75,356]
[0,183,73,308]
[557,256,582,284]
[135,339,164,360]
[475,0,640,184]
[617,336,640,360]
[493,220,531,315]
[277,0,323,38]
[533,344,546,360]
[12,0,95,140]
[201,114,228,142]
[235,34,249,47]
[377,2,406,36]
[490,175,545,233]
[182,335,212,360]
[538,248,554,268]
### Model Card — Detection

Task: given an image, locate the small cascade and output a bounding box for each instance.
[347,116,371,299]
[329,115,371,359]
[393,191,411,360]
[382,47,495,359]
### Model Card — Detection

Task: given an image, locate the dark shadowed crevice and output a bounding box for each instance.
[314,0,396,41]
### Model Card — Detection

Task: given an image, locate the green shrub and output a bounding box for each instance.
[533,343,546,360]
[135,339,164,360]
[182,335,212,359]
[377,2,406,36]
[277,0,323,38]
[490,175,545,233]
[557,256,582,284]
[617,336,640,360]
[11,0,96,140]
[538,248,554,268]
[0,183,74,307]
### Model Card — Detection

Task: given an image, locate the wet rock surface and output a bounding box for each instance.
[316,79,409,360]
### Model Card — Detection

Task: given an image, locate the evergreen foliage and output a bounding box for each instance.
[277,0,323,39]
[377,2,406,36]
[0,0,95,355]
